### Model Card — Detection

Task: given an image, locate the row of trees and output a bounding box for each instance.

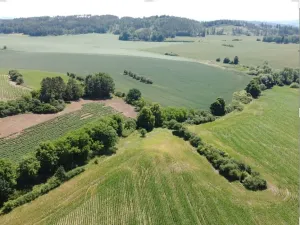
[123,70,153,84]
[0,115,126,208]
[218,56,239,65]
[262,35,299,44]
[0,72,116,118]
[119,30,165,42]
[197,144,267,190]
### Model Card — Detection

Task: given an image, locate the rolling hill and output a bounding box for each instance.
[0,86,297,225]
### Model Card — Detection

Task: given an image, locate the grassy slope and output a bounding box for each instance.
[189,86,299,223]
[0,68,67,89]
[145,35,298,69]
[0,53,250,109]
[0,75,30,100]
[0,108,298,225]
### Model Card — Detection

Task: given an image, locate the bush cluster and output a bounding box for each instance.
[2,167,85,213]
[164,120,202,147]
[222,44,234,47]
[9,70,24,85]
[123,70,153,84]
[0,95,65,118]
[197,145,267,190]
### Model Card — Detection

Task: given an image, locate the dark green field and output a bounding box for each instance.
[0,51,250,109]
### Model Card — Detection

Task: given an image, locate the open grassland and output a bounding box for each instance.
[0,74,30,100]
[0,103,116,162]
[0,128,297,225]
[147,35,299,69]
[189,86,299,222]
[0,52,250,109]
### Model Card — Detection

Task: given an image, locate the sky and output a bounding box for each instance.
[0,0,298,22]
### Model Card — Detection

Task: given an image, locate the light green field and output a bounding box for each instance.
[0,125,297,224]
[147,35,299,69]
[0,69,67,90]
[0,103,115,162]
[0,52,250,109]
[0,74,30,100]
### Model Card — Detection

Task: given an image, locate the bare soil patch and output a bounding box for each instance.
[0,98,136,138]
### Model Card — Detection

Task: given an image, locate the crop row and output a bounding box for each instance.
[0,103,116,161]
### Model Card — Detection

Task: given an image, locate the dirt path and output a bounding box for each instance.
[0,98,136,138]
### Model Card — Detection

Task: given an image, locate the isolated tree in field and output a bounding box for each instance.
[216,58,221,62]
[210,98,226,116]
[233,56,239,65]
[223,57,230,64]
[245,80,261,98]
[137,107,155,131]
[150,103,165,127]
[64,78,84,101]
[126,88,141,104]
[84,73,115,99]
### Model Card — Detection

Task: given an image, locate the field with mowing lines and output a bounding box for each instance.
[0,103,116,162]
[0,52,250,109]
[0,74,30,100]
[0,127,297,225]
[147,35,299,69]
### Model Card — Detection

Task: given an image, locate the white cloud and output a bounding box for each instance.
[0,0,298,21]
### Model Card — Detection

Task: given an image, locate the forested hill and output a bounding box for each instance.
[0,15,298,42]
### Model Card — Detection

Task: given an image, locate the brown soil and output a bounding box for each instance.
[0,98,136,138]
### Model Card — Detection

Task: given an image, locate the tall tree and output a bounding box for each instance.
[210,98,226,116]
[85,73,115,99]
[137,107,155,131]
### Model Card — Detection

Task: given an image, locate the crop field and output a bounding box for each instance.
[0,51,250,109]
[0,103,116,162]
[147,35,299,69]
[0,74,30,100]
[0,124,297,225]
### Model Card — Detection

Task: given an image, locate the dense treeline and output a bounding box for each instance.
[262,35,299,44]
[0,114,131,212]
[0,72,115,118]
[1,15,297,40]
[123,70,153,84]
[0,15,204,40]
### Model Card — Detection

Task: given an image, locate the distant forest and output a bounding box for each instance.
[0,15,298,43]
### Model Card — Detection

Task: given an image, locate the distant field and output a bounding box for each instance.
[146,35,298,69]
[0,52,250,109]
[0,74,30,100]
[0,103,115,162]
[0,126,297,224]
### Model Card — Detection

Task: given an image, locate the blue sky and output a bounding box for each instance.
[0,0,298,21]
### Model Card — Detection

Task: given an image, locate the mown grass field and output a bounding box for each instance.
[0,69,67,90]
[0,74,30,100]
[0,125,297,224]
[0,52,250,109]
[0,103,116,162]
[147,35,299,69]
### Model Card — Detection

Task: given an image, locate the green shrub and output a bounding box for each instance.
[290,82,299,88]
[216,58,221,62]
[242,175,267,191]
[189,135,202,147]
[140,128,147,138]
